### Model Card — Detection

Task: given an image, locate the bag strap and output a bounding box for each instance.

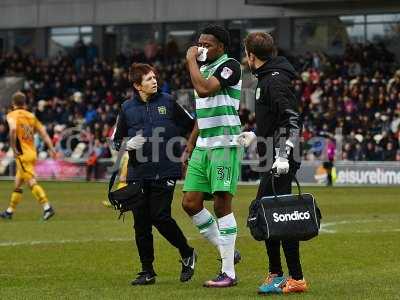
[108,170,118,194]
[108,170,119,205]
[270,168,302,200]
[107,140,128,205]
[292,174,302,196]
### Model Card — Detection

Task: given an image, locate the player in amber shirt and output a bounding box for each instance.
[0,92,56,220]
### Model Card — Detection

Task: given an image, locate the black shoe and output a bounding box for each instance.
[43,207,55,221]
[234,249,241,265]
[0,211,12,220]
[180,249,197,282]
[131,271,156,286]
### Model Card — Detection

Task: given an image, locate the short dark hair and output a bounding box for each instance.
[244,32,275,61]
[12,91,26,107]
[128,63,156,86]
[201,24,230,48]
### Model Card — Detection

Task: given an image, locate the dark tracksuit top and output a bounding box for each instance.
[254,56,304,279]
[112,91,195,271]
[253,56,301,170]
[113,91,194,181]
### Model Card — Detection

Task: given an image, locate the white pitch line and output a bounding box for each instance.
[319,225,336,234]
[1,220,399,247]
[0,235,245,247]
[353,228,400,233]
[322,219,388,226]
[319,219,398,234]
[0,238,132,247]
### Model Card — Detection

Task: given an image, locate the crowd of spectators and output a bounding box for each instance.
[298,43,400,162]
[0,40,399,168]
[240,42,400,162]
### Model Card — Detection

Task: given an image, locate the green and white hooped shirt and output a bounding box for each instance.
[195,54,242,149]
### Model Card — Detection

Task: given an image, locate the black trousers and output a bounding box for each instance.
[257,170,303,280]
[323,161,334,186]
[86,164,99,181]
[131,179,192,272]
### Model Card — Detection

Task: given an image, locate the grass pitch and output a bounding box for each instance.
[0,181,399,299]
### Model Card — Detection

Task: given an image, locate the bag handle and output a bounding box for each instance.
[270,168,302,200]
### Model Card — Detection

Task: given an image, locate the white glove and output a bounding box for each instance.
[272,156,289,175]
[237,131,257,147]
[197,47,208,62]
[126,135,146,151]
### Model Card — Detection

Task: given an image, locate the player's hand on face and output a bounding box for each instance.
[186,46,199,61]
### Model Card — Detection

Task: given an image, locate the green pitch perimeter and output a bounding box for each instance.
[0,181,399,299]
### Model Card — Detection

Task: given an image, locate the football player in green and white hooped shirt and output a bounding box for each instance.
[182,24,242,288]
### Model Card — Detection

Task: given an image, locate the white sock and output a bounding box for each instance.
[6,207,13,214]
[43,203,51,211]
[218,213,237,279]
[192,208,220,247]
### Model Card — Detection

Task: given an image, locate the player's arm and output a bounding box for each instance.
[174,92,199,153]
[6,115,20,156]
[172,101,195,135]
[186,121,198,152]
[186,46,221,97]
[36,122,56,159]
[181,121,198,166]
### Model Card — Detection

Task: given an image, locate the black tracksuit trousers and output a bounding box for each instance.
[131,179,193,272]
[257,170,304,280]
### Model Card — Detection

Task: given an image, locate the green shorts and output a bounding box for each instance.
[183,147,242,199]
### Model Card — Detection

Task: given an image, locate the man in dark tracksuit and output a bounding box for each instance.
[239,32,307,294]
[113,63,196,285]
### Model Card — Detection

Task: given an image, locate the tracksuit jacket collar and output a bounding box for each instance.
[133,90,161,104]
[254,56,297,80]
